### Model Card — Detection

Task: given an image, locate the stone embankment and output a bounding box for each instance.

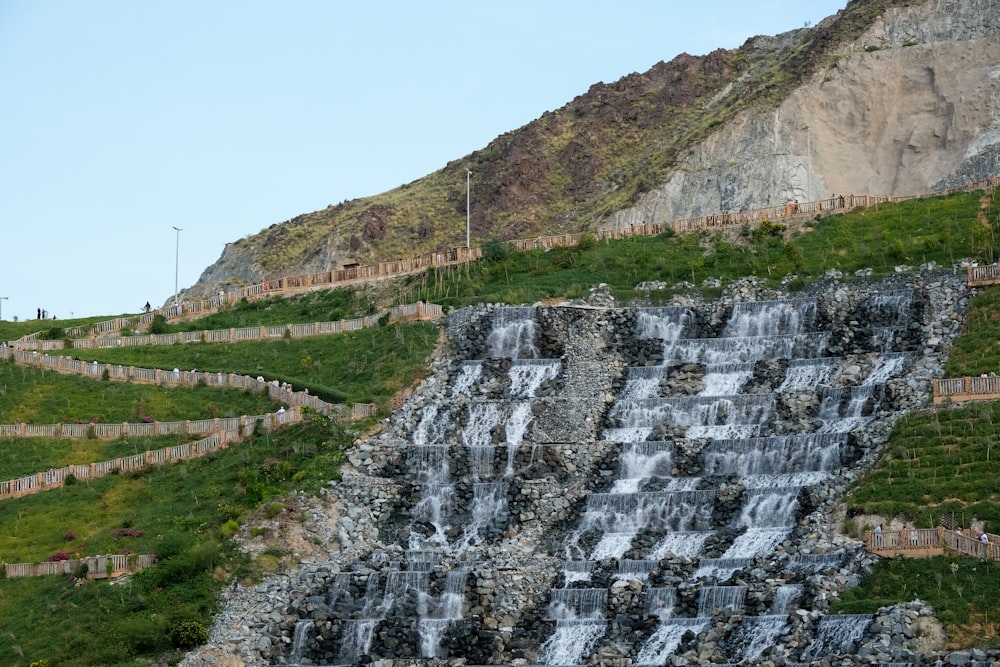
[182,263,981,667]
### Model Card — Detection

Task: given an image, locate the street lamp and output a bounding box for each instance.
[0,296,7,321]
[466,169,472,249]
[172,226,182,308]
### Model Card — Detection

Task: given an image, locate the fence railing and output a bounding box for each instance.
[5,553,156,579]
[932,375,1000,404]
[19,302,443,350]
[865,527,1000,560]
[0,346,376,420]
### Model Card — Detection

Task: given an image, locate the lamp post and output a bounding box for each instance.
[172,226,182,308]
[0,296,7,321]
[466,169,472,249]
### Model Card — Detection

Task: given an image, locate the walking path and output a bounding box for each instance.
[866,527,1000,560]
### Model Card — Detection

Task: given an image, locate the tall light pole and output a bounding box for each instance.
[0,296,7,321]
[466,169,472,249]
[172,226,182,308]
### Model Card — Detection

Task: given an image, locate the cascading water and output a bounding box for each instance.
[800,614,873,661]
[282,286,936,665]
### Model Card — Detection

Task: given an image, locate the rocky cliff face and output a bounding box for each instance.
[187,0,1000,298]
[180,266,980,667]
[607,0,1000,229]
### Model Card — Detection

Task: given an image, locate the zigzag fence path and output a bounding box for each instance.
[5,553,156,580]
[866,527,1000,560]
[0,406,304,501]
[14,301,442,350]
[0,346,376,420]
[12,178,997,342]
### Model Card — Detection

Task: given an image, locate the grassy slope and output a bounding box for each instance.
[0,188,997,665]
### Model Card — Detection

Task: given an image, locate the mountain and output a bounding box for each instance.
[187,0,1000,298]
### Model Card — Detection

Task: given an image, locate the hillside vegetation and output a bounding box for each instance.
[1,188,999,664]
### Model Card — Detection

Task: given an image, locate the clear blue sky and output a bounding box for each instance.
[0,1,846,321]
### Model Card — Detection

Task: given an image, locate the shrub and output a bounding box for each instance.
[168,619,209,649]
[64,474,78,486]
[148,314,167,334]
[481,237,508,262]
[45,551,73,562]
[577,233,598,251]
[64,529,77,541]
[265,501,286,519]
[219,519,239,539]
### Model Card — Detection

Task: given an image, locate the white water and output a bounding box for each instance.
[636,618,710,665]
[693,557,753,580]
[508,359,560,397]
[646,587,677,619]
[505,401,534,475]
[772,584,804,613]
[487,307,539,359]
[738,488,800,528]
[615,559,657,581]
[288,620,313,667]
[729,614,789,661]
[864,352,910,385]
[408,445,454,550]
[418,567,470,657]
[722,528,792,559]
[651,531,713,558]
[413,403,450,445]
[697,585,746,616]
[458,482,509,548]
[450,360,484,397]
[702,434,846,477]
[539,589,608,665]
[779,357,839,391]
[611,441,674,493]
[800,614,872,661]
[562,560,595,584]
[621,365,665,400]
[722,299,817,337]
[636,307,695,341]
[662,332,831,365]
[787,553,845,575]
[700,362,754,396]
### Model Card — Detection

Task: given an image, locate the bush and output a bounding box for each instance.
[481,237,509,262]
[148,314,168,334]
[219,519,239,539]
[168,619,209,649]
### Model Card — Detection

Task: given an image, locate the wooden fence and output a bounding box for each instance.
[5,553,156,579]
[19,301,443,350]
[865,527,1000,560]
[0,429,242,500]
[0,346,376,421]
[932,375,1000,404]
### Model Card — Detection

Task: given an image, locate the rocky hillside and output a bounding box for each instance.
[188,0,999,298]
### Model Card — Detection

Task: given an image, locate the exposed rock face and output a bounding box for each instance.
[607,0,1000,228]
[184,0,1000,300]
[181,265,990,667]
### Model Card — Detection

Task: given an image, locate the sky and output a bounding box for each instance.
[0,0,848,322]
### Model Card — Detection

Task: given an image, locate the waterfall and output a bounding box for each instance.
[738,487,800,528]
[408,445,453,550]
[568,490,715,560]
[466,444,496,481]
[772,583,804,613]
[287,620,313,666]
[539,589,608,665]
[621,365,666,400]
[700,362,754,396]
[458,481,509,548]
[486,306,539,359]
[722,299,817,337]
[413,403,450,445]
[418,566,471,658]
[697,585,746,616]
[651,531,714,558]
[864,352,911,385]
[646,587,677,619]
[661,332,831,365]
[461,402,505,447]
[787,553,845,575]
[779,357,839,391]
[636,306,695,341]
[818,384,882,433]
[702,434,846,478]
[508,358,560,397]
[693,557,753,580]
[450,360,484,397]
[800,614,872,661]
[562,560,595,584]
[722,528,792,559]
[636,618,710,665]
[615,559,657,581]
[504,401,534,475]
[608,395,775,440]
[862,289,914,327]
[337,573,389,664]
[728,615,789,661]
[611,441,674,493]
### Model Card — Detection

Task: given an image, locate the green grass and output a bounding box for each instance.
[832,557,1000,648]
[944,286,1000,377]
[45,321,440,409]
[0,359,277,424]
[0,435,198,481]
[0,413,352,666]
[158,288,381,333]
[845,402,1000,528]
[397,191,990,309]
